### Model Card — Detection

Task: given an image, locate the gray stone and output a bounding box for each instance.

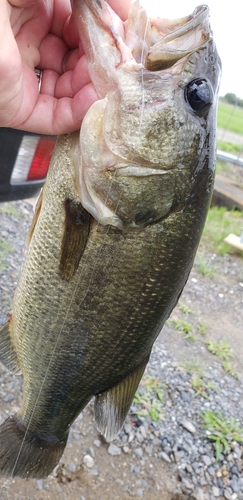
[180,391,191,403]
[174,450,185,462]
[208,466,215,476]
[145,445,153,455]
[83,455,94,468]
[212,486,220,497]
[158,451,171,463]
[180,419,196,434]
[36,479,43,490]
[123,446,130,454]
[182,477,193,489]
[93,439,101,448]
[230,477,239,493]
[67,462,76,472]
[85,446,95,458]
[134,448,143,459]
[224,490,233,500]
[108,443,121,456]
[202,455,212,467]
[124,424,132,434]
[238,477,243,488]
[88,469,99,476]
[194,487,206,500]
[3,394,14,403]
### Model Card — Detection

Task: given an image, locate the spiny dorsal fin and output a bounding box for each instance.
[59,199,90,281]
[0,320,21,374]
[94,355,150,442]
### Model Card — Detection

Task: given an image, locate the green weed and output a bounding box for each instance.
[178,301,193,314]
[191,375,215,398]
[200,409,243,461]
[133,375,165,423]
[183,359,215,398]
[0,238,14,271]
[197,323,207,335]
[205,339,232,361]
[195,254,216,278]
[167,319,195,340]
[0,204,22,217]
[222,361,239,378]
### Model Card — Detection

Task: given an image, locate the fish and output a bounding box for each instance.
[0,0,221,479]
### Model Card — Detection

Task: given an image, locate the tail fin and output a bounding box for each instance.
[0,415,67,478]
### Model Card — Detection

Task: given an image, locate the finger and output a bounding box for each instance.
[8,0,37,7]
[107,0,131,20]
[39,34,69,74]
[14,84,98,134]
[55,55,90,98]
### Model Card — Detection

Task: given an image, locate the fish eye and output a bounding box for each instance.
[185,78,213,116]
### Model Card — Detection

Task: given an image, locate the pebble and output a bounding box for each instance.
[108,444,121,456]
[158,451,171,463]
[202,455,212,467]
[180,419,196,434]
[83,455,94,468]
[212,486,220,497]
[134,448,143,459]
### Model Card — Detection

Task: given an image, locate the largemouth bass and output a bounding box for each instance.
[0,0,220,478]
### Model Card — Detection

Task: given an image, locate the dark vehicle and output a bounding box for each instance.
[0,128,56,202]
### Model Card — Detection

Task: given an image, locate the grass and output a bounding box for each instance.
[217,140,243,155]
[0,238,14,271]
[0,204,23,217]
[133,375,165,423]
[201,206,243,254]
[195,254,216,278]
[200,409,243,461]
[178,301,193,314]
[217,100,243,135]
[183,358,215,398]
[205,339,232,361]
[197,323,207,335]
[167,318,195,340]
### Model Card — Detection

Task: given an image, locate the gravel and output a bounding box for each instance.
[0,199,243,500]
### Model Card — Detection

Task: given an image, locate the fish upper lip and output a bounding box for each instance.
[146,5,211,71]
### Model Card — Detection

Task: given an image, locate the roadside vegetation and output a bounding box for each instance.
[217,99,243,135]
[200,409,243,461]
[201,206,243,255]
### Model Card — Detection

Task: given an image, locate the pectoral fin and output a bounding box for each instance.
[26,188,43,248]
[94,355,150,442]
[60,199,90,281]
[0,320,21,374]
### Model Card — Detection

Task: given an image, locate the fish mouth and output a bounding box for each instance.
[145,5,211,71]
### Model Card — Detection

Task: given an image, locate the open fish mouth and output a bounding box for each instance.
[73,1,212,96]
[145,5,210,70]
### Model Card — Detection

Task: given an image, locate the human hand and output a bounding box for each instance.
[0,0,131,135]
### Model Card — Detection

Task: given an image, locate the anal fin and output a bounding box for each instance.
[94,355,150,442]
[0,320,21,374]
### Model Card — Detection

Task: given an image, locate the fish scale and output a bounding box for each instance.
[0,0,220,478]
